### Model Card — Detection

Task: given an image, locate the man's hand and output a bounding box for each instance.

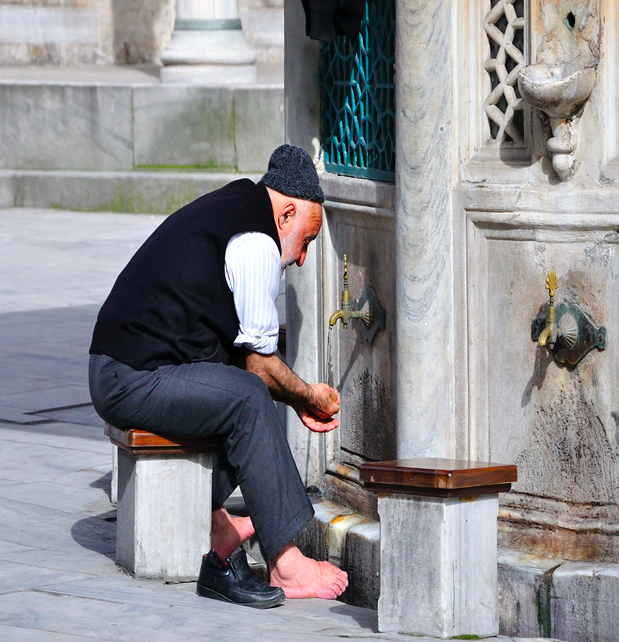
[296,384,340,433]
[308,383,340,418]
[295,405,340,433]
[244,351,341,432]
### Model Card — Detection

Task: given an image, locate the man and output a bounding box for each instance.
[89,145,348,608]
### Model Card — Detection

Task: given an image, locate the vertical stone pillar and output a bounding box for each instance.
[394,0,456,457]
[160,0,256,84]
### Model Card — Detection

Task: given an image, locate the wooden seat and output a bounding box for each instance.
[360,457,517,497]
[105,424,223,456]
[360,457,517,638]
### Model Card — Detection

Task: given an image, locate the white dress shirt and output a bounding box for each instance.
[224,232,281,355]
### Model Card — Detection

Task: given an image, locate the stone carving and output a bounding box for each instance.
[483,0,526,144]
[518,0,600,180]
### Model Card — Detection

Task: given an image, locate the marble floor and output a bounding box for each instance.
[0,208,562,641]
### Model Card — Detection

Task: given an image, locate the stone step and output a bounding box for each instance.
[0,169,261,214]
[0,67,284,175]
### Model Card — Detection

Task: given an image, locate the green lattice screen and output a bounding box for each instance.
[322,0,395,182]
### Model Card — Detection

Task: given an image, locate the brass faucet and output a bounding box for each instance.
[328,254,386,342]
[329,255,354,328]
[538,270,561,349]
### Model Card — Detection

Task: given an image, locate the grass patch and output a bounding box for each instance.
[450,636,483,640]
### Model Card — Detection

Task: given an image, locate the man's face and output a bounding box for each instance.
[280,202,322,271]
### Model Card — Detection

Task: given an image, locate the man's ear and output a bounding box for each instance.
[277,201,297,230]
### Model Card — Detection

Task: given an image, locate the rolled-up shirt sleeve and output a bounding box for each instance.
[224,232,281,354]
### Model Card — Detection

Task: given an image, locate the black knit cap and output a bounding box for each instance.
[260,144,324,204]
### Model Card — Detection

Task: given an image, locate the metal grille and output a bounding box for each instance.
[322,0,395,182]
[483,0,526,144]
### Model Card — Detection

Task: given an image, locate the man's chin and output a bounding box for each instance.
[280,258,296,274]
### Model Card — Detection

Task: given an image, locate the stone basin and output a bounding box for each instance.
[518,63,596,119]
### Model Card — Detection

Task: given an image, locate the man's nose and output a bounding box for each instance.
[296,250,307,267]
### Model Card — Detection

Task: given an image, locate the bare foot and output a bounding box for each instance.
[269,542,348,599]
[211,507,255,559]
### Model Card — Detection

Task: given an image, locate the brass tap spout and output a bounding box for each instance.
[538,270,562,349]
[329,255,351,329]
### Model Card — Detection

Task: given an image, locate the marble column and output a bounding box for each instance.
[394,0,457,458]
[160,0,256,84]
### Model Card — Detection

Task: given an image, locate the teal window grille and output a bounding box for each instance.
[322,0,395,182]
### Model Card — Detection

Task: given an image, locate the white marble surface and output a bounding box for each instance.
[0,84,133,171]
[551,561,619,642]
[0,6,98,45]
[117,450,213,580]
[378,493,499,638]
[133,85,236,167]
[498,548,563,638]
[394,0,457,459]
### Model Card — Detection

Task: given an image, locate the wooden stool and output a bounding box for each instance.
[105,423,223,581]
[360,458,517,638]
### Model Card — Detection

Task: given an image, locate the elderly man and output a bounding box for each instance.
[89,145,347,608]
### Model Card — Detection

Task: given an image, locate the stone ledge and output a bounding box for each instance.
[0,81,283,174]
[498,547,619,642]
[294,499,380,610]
[5,169,261,214]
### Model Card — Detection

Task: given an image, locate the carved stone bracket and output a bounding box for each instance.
[519,63,596,180]
[517,0,600,181]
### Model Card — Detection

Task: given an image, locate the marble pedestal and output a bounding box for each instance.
[378,493,499,638]
[116,449,213,581]
[361,458,516,638]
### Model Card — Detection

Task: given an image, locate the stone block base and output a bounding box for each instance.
[116,449,213,581]
[378,493,498,638]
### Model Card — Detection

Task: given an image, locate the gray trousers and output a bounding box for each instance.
[89,354,314,560]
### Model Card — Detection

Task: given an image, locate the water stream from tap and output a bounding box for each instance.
[326,325,333,387]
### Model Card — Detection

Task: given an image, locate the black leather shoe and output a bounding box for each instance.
[196,548,285,609]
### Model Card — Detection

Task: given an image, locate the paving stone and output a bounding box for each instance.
[0,559,95,595]
[0,548,118,576]
[0,624,107,642]
[0,422,109,448]
[0,440,109,484]
[0,497,115,557]
[0,480,112,517]
[0,541,34,555]
[0,384,92,413]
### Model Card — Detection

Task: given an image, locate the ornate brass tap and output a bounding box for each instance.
[329,254,386,343]
[538,270,559,349]
[531,270,606,365]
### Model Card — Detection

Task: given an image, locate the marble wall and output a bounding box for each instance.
[285,0,619,613]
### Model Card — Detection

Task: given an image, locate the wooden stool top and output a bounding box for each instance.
[105,423,223,457]
[360,458,517,498]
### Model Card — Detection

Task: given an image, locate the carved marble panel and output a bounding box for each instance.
[466,207,619,560]
[318,177,396,514]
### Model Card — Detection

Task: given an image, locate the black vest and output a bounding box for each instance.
[90,179,281,371]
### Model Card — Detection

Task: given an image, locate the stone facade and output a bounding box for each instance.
[0,0,280,66]
[285,0,619,637]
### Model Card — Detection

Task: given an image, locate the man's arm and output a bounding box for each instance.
[244,350,340,433]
